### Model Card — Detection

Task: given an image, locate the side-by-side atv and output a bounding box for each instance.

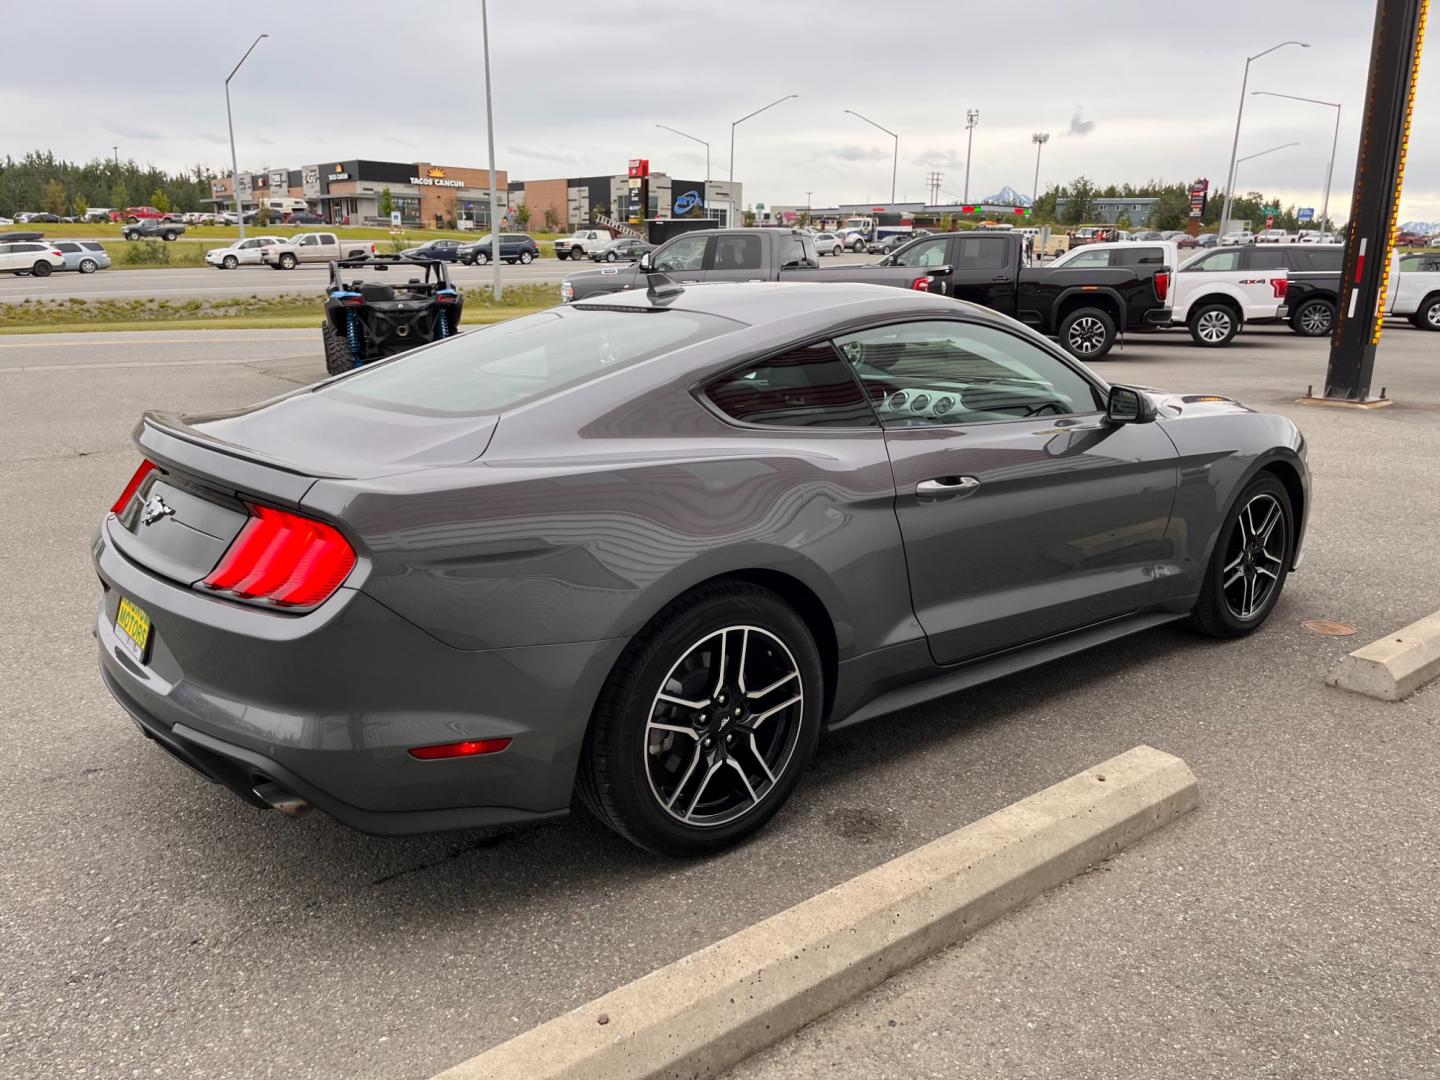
[322,256,464,375]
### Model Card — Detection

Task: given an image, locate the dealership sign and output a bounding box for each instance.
[1189,178,1209,219]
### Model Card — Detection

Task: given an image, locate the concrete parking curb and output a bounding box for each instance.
[431,745,1199,1080]
[1326,608,1440,701]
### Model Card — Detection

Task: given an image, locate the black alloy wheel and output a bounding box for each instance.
[1292,298,1334,337]
[1059,306,1116,360]
[1191,474,1294,638]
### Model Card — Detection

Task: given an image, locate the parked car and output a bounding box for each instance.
[1052,240,1287,347]
[1219,229,1255,246]
[0,216,12,225]
[455,234,541,265]
[51,240,111,274]
[1196,233,1219,248]
[1296,231,1338,243]
[555,229,614,260]
[865,234,912,255]
[204,235,284,269]
[285,211,325,225]
[122,219,186,241]
[95,280,1310,853]
[1255,229,1294,243]
[1383,250,1440,330]
[20,212,61,224]
[810,232,844,256]
[1193,242,1343,337]
[590,236,655,263]
[398,238,464,263]
[0,239,65,276]
[261,232,376,269]
[122,206,173,223]
[563,228,1174,360]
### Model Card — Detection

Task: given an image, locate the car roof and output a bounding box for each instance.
[572,280,1007,328]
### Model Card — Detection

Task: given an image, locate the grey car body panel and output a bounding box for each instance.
[95,282,1308,834]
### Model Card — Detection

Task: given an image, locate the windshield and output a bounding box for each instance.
[325,307,738,416]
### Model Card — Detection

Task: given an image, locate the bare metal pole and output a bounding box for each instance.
[1219,41,1309,235]
[843,110,898,203]
[656,124,711,183]
[225,32,267,240]
[1251,90,1342,234]
[730,94,798,182]
[963,109,980,202]
[1031,132,1049,205]
[482,0,501,300]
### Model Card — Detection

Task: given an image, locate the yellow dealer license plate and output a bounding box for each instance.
[115,596,152,664]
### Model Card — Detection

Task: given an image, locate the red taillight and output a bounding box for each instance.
[201,504,355,609]
[1154,270,1170,302]
[408,738,512,760]
[1272,277,1288,298]
[51,250,63,257]
[111,460,155,514]
[911,276,931,292]
[340,294,366,306]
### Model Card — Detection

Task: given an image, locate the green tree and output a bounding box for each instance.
[514,204,531,229]
[378,186,394,218]
[254,206,272,226]
[1060,176,1098,225]
[42,178,67,215]
[110,180,129,211]
[74,194,88,219]
[151,189,171,213]
[542,206,559,231]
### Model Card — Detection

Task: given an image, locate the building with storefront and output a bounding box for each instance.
[510,172,742,231]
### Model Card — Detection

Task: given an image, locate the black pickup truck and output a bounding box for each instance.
[120,219,187,242]
[561,228,1172,359]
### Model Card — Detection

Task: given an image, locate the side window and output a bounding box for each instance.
[55,243,79,253]
[781,235,811,267]
[1062,249,1112,269]
[318,234,336,246]
[712,234,764,271]
[654,233,710,272]
[703,344,876,428]
[835,320,1102,426]
[952,236,1009,270]
[1309,249,1343,272]
[83,242,105,252]
[1117,246,1166,266]
[893,238,949,268]
[1245,247,1289,271]
[1190,250,1239,271]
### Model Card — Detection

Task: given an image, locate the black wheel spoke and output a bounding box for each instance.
[1222,492,1286,621]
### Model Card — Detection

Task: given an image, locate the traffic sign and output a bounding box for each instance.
[1298,207,1315,221]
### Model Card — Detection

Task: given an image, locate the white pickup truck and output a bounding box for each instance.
[555,229,614,261]
[1049,240,1288,346]
[259,231,375,269]
[1385,251,1440,331]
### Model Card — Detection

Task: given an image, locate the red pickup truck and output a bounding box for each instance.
[114,206,176,223]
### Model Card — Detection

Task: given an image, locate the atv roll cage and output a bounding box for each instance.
[322,255,464,373]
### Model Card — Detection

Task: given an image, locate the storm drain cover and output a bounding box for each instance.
[1301,619,1358,637]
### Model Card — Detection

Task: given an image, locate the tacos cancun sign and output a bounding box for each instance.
[410,175,465,188]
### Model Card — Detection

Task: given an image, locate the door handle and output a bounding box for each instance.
[916,476,981,496]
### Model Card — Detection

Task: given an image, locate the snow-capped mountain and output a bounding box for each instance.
[1401,220,1438,235]
[983,186,1033,206]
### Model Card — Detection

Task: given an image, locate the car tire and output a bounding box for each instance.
[279,253,297,270]
[1190,473,1294,639]
[520,251,534,264]
[31,261,52,278]
[223,255,238,270]
[78,258,98,274]
[476,252,488,265]
[1291,298,1334,337]
[162,231,176,241]
[605,251,617,262]
[1416,295,1440,331]
[556,250,568,261]
[1188,303,1239,347]
[322,321,356,377]
[571,247,585,261]
[577,581,823,855]
[1058,306,1116,360]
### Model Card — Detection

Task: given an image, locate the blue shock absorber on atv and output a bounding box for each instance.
[437,308,450,338]
[345,310,363,367]
[436,287,459,338]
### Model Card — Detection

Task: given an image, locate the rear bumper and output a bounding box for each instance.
[93,523,627,835]
[1143,307,1173,327]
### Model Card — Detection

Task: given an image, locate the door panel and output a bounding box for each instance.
[943,234,1017,312]
[704,232,768,283]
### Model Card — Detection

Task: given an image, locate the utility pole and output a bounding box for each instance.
[482,0,501,300]
[963,110,980,203]
[1313,0,1427,406]
[1031,132,1050,206]
[224,32,268,241]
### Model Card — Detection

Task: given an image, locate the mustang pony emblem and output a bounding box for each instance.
[141,494,175,527]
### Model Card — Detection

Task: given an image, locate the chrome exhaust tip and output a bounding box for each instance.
[253,781,312,818]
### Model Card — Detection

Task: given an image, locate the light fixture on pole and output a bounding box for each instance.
[730,94,797,182]
[481,0,501,300]
[112,145,119,167]
[1219,40,1310,236]
[656,124,710,183]
[1252,90,1341,234]
[1031,132,1050,206]
[224,32,268,241]
[842,109,898,204]
[962,110,980,203]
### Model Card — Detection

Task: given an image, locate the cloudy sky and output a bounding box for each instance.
[3,0,1436,222]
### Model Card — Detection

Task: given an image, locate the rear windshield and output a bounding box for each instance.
[326,307,738,415]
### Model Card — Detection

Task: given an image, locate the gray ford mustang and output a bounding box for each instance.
[95,281,1308,854]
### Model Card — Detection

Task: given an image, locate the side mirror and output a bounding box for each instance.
[638,252,653,272]
[1106,385,1158,424]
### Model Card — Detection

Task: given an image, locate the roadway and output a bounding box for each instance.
[2,324,1437,1079]
[0,252,879,305]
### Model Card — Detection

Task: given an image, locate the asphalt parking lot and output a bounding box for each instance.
[2,321,1437,1080]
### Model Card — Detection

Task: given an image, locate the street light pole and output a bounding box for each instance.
[224,32,267,241]
[963,109,980,203]
[730,94,798,183]
[1232,143,1301,225]
[112,146,118,167]
[1219,40,1310,236]
[656,124,710,183]
[1251,90,1342,234]
[1031,132,1050,206]
[842,109,898,203]
[482,0,501,301]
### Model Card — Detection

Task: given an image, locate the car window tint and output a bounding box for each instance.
[1246,247,1289,270]
[328,308,738,416]
[1307,248,1344,272]
[1117,246,1166,266]
[1061,249,1112,269]
[82,242,105,251]
[55,243,79,253]
[704,344,876,428]
[1190,250,1239,271]
[654,233,709,272]
[952,236,1008,271]
[835,320,1101,426]
[712,234,763,271]
[893,238,948,268]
